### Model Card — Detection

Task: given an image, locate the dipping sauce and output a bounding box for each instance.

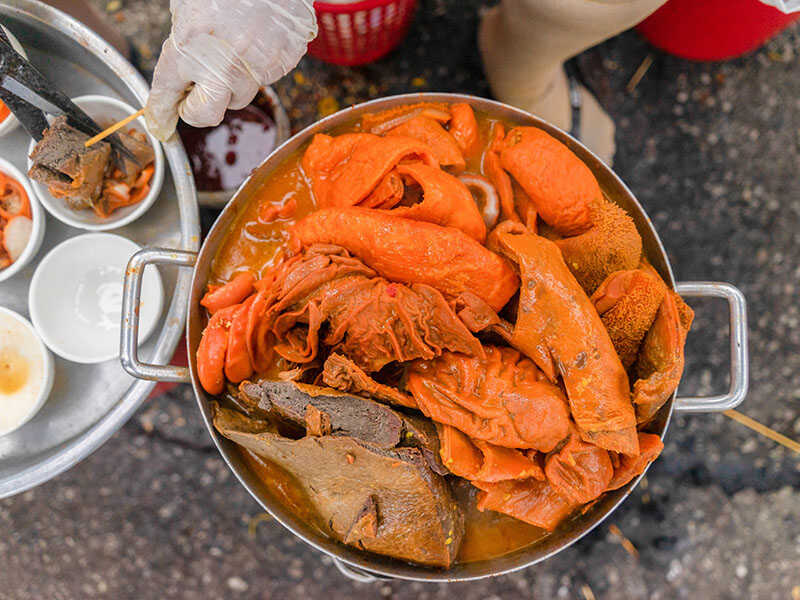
[179,102,278,192]
[0,309,49,436]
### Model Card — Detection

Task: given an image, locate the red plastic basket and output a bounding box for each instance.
[309,0,418,66]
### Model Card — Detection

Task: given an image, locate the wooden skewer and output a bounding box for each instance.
[608,524,639,558]
[724,409,800,453]
[84,107,145,148]
[626,54,653,93]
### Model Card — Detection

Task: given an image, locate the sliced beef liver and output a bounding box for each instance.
[240,380,404,448]
[239,379,448,475]
[213,404,464,567]
[400,412,449,476]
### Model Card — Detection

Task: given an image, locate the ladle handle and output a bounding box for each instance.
[121,247,196,383]
[673,281,749,413]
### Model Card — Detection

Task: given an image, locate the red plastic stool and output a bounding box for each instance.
[638,0,799,61]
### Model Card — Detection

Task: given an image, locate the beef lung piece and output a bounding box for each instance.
[213,404,464,567]
[239,379,449,475]
[28,116,112,208]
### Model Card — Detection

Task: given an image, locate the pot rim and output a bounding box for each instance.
[187,92,677,582]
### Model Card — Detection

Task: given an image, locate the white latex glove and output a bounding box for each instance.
[146,0,317,141]
[759,0,800,12]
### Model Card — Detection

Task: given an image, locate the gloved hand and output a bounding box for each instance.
[146,0,317,141]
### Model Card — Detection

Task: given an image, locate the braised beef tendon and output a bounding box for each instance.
[212,403,463,567]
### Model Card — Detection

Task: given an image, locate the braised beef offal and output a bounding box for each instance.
[28,116,155,218]
[322,353,417,408]
[178,101,277,192]
[406,347,570,452]
[195,243,483,396]
[239,379,446,474]
[492,229,639,455]
[29,116,110,209]
[199,101,694,567]
[213,403,463,567]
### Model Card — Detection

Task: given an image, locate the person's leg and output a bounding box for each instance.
[480,0,666,164]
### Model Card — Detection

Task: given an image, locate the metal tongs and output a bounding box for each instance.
[0,27,136,167]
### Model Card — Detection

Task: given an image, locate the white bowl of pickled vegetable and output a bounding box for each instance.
[0,157,44,282]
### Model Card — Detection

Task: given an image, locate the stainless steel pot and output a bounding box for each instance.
[120,93,749,583]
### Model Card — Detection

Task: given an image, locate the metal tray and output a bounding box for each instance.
[0,0,199,497]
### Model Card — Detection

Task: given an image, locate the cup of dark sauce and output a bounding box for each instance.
[178,87,290,207]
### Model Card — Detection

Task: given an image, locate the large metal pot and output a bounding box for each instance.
[120,93,749,582]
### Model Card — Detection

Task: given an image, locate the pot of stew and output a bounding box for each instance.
[120,93,748,582]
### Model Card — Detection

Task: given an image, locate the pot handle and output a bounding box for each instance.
[673,281,748,413]
[121,247,197,383]
[332,558,387,583]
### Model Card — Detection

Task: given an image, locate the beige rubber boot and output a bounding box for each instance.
[480,0,667,165]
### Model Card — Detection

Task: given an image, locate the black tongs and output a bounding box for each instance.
[0,27,136,165]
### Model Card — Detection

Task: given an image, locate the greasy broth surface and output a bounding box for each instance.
[208,110,564,564]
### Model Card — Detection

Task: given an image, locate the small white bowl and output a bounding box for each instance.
[29,233,164,364]
[26,94,164,231]
[0,157,45,283]
[0,26,28,138]
[0,307,54,437]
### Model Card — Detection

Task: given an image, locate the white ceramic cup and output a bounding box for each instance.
[28,233,164,364]
[0,306,54,437]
